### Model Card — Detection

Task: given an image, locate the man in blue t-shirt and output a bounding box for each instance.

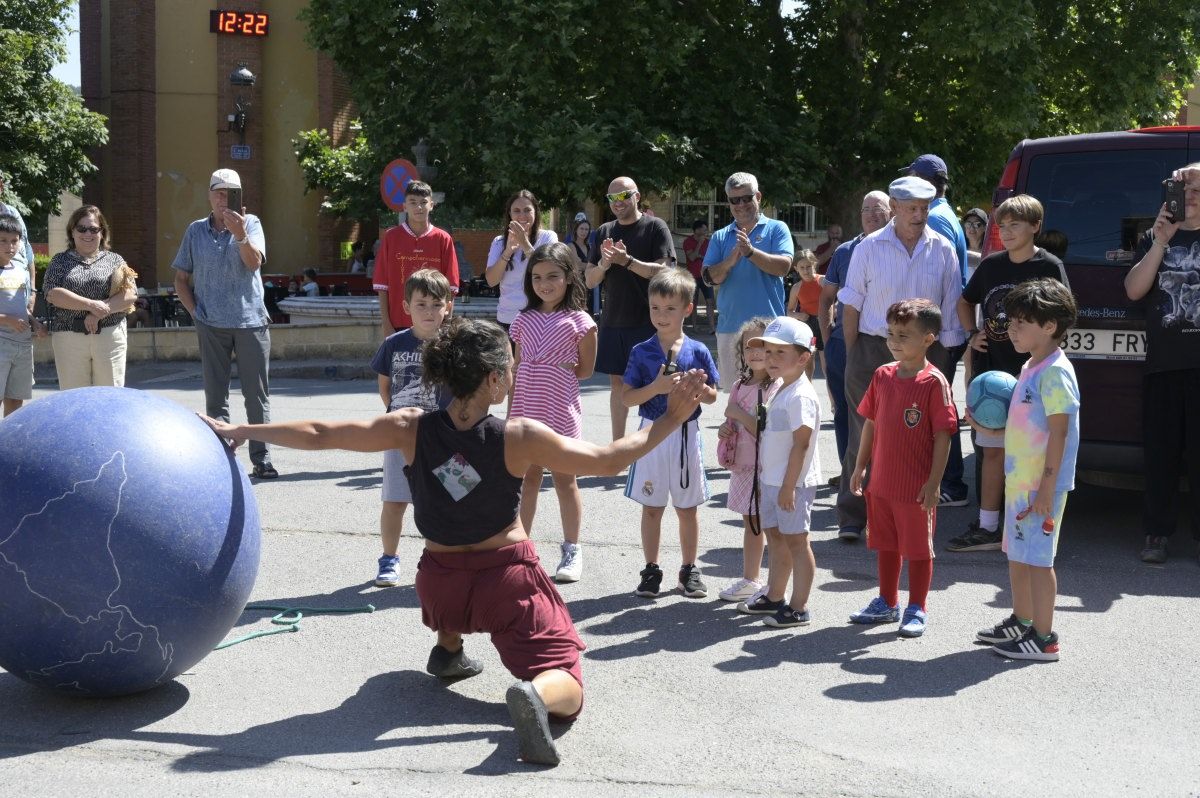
[702,172,794,390]
[902,153,970,506]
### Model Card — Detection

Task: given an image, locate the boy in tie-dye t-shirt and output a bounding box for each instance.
[976,279,1079,662]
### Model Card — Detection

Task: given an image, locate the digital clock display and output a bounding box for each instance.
[209,10,269,37]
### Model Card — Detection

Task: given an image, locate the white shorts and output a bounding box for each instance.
[716,332,738,391]
[759,484,818,534]
[975,427,1005,449]
[382,448,413,503]
[624,418,708,509]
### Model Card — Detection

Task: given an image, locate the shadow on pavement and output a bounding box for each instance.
[225,582,420,633]
[0,677,190,760]
[123,670,547,775]
[823,647,1031,702]
[570,595,775,659]
[247,466,381,486]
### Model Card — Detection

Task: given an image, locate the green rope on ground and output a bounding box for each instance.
[214,603,376,650]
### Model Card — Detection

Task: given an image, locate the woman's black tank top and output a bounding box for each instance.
[405,410,523,546]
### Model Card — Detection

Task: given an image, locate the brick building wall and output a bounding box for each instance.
[316,51,365,270]
[80,0,158,286]
[216,1,263,246]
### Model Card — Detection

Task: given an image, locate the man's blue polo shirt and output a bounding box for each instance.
[928,197,967,288]
[703,214,794,334]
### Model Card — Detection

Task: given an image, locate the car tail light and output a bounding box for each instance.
[983,156,1021,258]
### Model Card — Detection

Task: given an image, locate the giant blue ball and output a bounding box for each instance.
[0,387,260,696]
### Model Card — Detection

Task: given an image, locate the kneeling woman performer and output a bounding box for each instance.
[204,316,707,766]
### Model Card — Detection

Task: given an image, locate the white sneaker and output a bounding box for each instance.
[554,542,582,583]
[718,577,763,602]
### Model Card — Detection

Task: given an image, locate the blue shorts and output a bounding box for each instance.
[759,484,818,534]
[596,323,656,376]
[1003,489,1068,567]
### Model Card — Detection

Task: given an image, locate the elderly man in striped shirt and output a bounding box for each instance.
[834,176,967,543]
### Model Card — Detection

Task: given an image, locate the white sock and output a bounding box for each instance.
[979,509,1000,532]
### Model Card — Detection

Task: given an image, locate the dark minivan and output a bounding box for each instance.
[984,126,1200,480]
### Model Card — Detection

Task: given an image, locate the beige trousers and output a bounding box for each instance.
[51,322,128,389]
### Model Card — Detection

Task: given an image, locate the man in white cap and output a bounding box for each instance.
[172,168,277,478]
[833,175,966,541]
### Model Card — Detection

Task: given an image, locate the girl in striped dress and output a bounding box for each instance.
[716,317,781,602]
[509,242,598,582]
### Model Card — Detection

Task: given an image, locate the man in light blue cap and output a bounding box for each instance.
[832,175,966,542]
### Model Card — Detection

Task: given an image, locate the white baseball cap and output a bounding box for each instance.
[209,168,242,191]
[749,316,814,351]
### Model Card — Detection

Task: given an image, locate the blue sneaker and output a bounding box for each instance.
[898,604,927,637]
[849,596,900,624]
[374,554,401,587]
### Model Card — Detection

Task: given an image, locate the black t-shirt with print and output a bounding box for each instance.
[587,215,674,329]
[1134,228,1200,375]
[961,248,1068,377]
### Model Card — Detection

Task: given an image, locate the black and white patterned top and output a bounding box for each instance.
[43,249,129,333]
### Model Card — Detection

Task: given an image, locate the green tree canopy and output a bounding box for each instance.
[297,1,1200,228]
[793,0,1200,226]
[0,0,107,215]
[298,0,812,220]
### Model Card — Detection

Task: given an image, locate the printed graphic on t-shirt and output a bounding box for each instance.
[1157,241,1200,328]
[390,350,439,412]
[432,453,482,501]
[981,282,1017,342]
[903,404,922,428]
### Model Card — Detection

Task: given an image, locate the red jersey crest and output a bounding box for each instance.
[903,404,922,429]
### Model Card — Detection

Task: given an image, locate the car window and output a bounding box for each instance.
[1025,148,1189,266]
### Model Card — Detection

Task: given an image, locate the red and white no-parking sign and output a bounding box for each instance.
[379,158,420,211]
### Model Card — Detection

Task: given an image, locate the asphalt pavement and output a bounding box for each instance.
[2,349,1198,797]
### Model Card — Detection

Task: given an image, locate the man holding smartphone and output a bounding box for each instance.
[172,168,277,479]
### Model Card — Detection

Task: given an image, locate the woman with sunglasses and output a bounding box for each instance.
[43,205,137,389]
[484,190,557,332]
[962,207,988,279]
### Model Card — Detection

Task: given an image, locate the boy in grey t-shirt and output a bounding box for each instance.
[0,214,44,416]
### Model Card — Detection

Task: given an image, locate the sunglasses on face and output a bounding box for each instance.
[727,194,756,206]
[964,220,984,229]
[606,190,637,203]
[75,226,102,234]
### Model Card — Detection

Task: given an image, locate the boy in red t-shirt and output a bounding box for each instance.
[848,299,958,637]
[373,181,460,336]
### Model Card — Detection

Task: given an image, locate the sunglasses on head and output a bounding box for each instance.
[606,189,637,203]
[727,194,756,206]
[75,225,101,234]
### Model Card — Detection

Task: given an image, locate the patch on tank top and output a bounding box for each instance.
[432,453,482,501]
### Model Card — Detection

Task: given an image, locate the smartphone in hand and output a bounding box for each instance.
[1163,179,1185,223]
[225,187,243,215]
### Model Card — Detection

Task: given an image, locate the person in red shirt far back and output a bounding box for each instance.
[374,180,460,336]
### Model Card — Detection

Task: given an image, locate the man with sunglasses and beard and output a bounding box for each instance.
[702,172,795,391]
[586,176,674,441]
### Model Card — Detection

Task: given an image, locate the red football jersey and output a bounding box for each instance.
[857,361,958,501]
[373,223,459,329]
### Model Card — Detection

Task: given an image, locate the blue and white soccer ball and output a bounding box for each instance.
[966,370,1018,430]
